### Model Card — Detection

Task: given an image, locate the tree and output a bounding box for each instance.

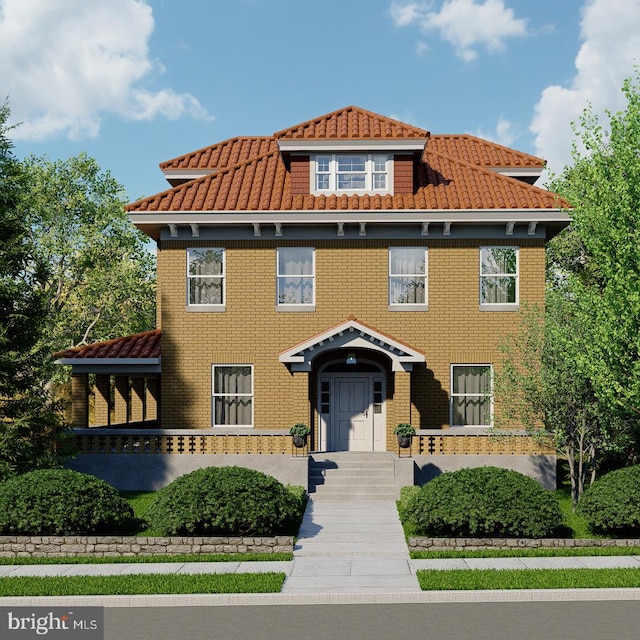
[549,71,640,416]
[494,296,633,509]
[18,153,156,380]
[0,102,66,478]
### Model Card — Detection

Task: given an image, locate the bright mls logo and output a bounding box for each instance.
[2,607,103,638]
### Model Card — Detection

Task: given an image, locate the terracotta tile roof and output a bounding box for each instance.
[127,147,566,213]
[274,105,430,140]
[160,137,276,171]
[54,329,161,360]
[429,134,544,169]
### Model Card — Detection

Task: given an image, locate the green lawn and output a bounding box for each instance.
[0,572,286,596]
[417,567,640,590]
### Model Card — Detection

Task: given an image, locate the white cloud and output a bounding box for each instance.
[0,0,212,141]
[472,116,517,148]
[390,0,527,62]
[531,0,640,177]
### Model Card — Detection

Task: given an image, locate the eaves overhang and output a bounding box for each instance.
[279,317,425,373]
[55,357,161,375]
[130,208,571,242]
[277,139,428,153]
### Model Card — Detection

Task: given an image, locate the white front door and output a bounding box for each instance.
[333,376,373,451]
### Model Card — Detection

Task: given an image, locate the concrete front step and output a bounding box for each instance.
[309,454,397,494]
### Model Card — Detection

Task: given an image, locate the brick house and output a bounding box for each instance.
[57,106,569,491]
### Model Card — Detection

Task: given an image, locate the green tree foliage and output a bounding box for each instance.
[495,298,632,508]
[549,71,640,415]
[0,102,67,478]
[19,153,155,379]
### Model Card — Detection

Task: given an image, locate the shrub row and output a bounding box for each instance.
[0,467,307,537]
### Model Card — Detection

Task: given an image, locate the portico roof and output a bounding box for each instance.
[279,316,426,372]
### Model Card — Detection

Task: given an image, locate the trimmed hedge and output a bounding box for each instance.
[578,465,640,535]
[402,467,563,538]
[146,466,306,536]
[0,469,133,535]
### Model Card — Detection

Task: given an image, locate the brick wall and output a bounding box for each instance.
[158,238,545,441]
[393,154,414,194]
[289,156,310,195]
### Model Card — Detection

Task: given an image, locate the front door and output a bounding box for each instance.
[332,376,373,451]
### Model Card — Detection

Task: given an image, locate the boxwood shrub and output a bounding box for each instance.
[146,466,306,536]
[403,466,563,538]
[578,465,640,535]
[0,469,134,535]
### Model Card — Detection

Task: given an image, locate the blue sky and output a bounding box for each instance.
[2,0,639,202]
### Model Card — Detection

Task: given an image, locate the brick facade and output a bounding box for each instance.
[158,238,545,444]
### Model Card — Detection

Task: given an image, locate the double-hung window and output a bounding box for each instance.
[388,247,427,309]
[313,154,390,194]
[451,365,493,427]
[480,247,518,308]
[277,247,315,309]
[212,365,253,427]
[187,248,225,309]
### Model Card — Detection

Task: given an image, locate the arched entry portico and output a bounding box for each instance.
[279,316,426,452]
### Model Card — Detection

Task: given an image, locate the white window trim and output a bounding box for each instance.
[450,364,493,428]
[388,247,428,311]
[276,247,316,312]
[479,246,519,311]
[187,248,226,312]
[212,364,254,428]
[311,153,393,195]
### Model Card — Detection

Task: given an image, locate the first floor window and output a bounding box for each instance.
[480,247,518,306]
[212,365,253,426]
[389,247,427,306]
[277,247,315,306]
[188,248,224,306]
[451,365,492,427]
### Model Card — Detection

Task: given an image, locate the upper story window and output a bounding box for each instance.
[277,247,315,310]
[388,247,427,309]
[480,247,518,309]
[187,248,225,310]
[313,154,390,194]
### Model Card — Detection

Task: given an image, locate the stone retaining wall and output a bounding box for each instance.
[408,537,640,551]
[0,536,294,558]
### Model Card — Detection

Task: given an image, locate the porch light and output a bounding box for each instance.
[346,352,357,365]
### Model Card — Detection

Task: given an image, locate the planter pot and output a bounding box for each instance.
[292,434,308,448]
[397,434,412,449]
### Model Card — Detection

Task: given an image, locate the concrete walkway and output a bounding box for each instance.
[281,498,421,593]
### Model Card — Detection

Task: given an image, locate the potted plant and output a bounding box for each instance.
[394,423,415,448]
[289,423,310,448]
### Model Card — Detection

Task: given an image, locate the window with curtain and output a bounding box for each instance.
[388,247,427,306]
[451,365,492,427]
[480,247,518,306]
[212,365,253,427]
[277,247,315,306]
[187,248,225,306]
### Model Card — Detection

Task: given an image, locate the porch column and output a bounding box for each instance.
[70,373,89,428]
[130,377,145,423]
[113,376,130,425]
[94,374,111,427]
[146,377,159,422]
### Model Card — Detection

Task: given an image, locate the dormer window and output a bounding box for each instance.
[313,154,391,194]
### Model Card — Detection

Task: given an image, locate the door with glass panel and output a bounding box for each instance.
[332,376,374,451]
